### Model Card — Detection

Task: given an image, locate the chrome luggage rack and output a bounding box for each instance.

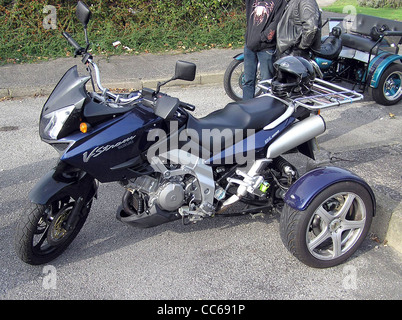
[292,78,364,110]
[257,78,364,130]
[258,78,364,110]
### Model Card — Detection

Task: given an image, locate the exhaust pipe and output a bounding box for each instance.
[266,115,326,159]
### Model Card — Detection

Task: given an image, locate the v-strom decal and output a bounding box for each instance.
[83,135,136,162]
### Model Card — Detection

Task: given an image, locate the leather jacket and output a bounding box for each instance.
[276,0,322,54]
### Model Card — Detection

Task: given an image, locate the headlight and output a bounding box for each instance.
[40,105,75,140]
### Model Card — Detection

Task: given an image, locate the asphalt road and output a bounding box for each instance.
[0,84,401,301]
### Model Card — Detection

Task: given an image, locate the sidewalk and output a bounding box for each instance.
[0,6,401,254]
[0,48,236,98]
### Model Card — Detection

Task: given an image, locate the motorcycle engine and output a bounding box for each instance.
[124,174,202,213]
[155,182,185,211]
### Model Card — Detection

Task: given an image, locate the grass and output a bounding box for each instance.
[0,1,246,65]
[322,0,402,21]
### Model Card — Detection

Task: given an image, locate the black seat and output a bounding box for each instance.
[187,95,286,133]
[341,33,388,55]
[313,35,342,60]
[185,95,286,152]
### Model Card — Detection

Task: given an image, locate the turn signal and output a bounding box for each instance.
[80,122,90,133]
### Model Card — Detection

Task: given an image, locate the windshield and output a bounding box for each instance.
[39,66,90,141]
[42,66,90,116]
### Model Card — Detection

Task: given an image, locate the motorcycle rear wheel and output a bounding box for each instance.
[371,64,402,106]
[14,196,90,265]
[280,181,373,268]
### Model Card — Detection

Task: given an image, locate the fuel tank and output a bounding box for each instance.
[315,57,334,71]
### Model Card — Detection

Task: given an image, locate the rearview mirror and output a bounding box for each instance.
[155,60,197,93]
[76,1,91,28]
[174,61,196,81]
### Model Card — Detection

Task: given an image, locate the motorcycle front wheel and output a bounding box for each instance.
[280,181,374,268]
[223,59,262,101]
[14,196,90,265]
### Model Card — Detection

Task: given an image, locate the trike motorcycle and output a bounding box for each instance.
[224,14,402,106]
[15,1,375,268]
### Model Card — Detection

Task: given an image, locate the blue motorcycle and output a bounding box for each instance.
[15,2,376,268]
[224,14,402,106]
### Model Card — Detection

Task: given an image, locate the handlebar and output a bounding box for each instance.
[383,30,402,37]
[63,30,141,104]
[322,18,402,38]
[87,58,141,104]
[62,32,83,51]
[180,102,196,111]
[62,30,195,110]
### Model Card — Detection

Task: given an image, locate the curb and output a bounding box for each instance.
[385,202,402,252]
[1,72,225,99]
[372,191,401,248]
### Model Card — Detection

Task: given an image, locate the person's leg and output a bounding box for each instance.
[243,46,258,100]
[257,49,275,81]
[268,48,277,78]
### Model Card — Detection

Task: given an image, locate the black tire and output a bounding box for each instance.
[223,59,262,101]
[371,63,402,106]
[280,181,374,268]
[14,198,89,265]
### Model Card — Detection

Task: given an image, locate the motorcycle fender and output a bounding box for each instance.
[284,166,376,215]
[29,168,98,205]
[234,53,244,61]
[369,53,402,89]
